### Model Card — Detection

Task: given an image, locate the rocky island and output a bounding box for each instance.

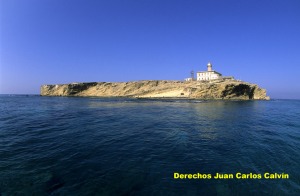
[41,63,270,100]
[40,79,270,100]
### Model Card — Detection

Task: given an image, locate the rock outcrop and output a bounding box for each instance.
[40,80,270,100]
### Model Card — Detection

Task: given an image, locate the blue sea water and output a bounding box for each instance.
[0,95,300,195]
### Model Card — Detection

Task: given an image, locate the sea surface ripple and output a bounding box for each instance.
[0,96,300,195]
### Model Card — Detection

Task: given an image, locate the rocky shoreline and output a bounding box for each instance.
[40,80,270,100]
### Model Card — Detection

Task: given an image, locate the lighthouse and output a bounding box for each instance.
[196,62,222,81]
[207,62,212,71]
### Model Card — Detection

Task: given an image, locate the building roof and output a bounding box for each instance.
[197,70,222,75]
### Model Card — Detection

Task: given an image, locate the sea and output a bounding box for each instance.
[0,95,299,195]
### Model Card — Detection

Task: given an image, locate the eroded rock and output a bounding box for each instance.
[41,80,270,100]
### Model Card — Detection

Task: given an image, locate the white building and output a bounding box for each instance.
[184,77,193,81]
[197,62,222,81]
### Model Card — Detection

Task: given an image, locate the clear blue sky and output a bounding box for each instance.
[1,0,300,98]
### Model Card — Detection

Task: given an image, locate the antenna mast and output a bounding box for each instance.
[191,70,194,80]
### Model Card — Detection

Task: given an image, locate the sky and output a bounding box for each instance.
[0,0,300,99]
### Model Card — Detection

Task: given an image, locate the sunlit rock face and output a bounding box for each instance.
[41,80,270,100]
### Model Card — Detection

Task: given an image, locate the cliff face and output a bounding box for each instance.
[40,80,270,100]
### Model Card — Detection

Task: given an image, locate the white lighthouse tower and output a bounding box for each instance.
[207,62,212,71]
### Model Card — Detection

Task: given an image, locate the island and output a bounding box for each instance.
[40,79,269,100]
[40,63,270,100]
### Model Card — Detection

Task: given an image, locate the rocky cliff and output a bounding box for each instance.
[40,80,270,100]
